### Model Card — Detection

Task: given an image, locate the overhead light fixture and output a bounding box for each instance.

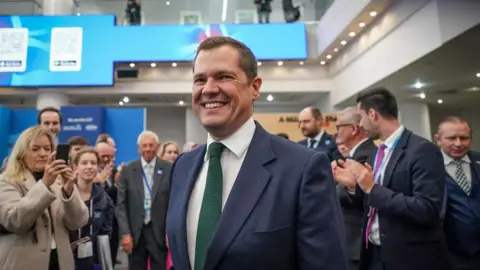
[76,13,81,16]
[414,81,424,89]
[178,100,184,105]
[129,63,135,68]
[119,101,124,106]
[299,61,304,65]
[123,96,130,103]
[257,62,262,66]
[150,63,156,67]
[320,61,326,65]
[326,55,332,59]
[359,22,365,28]
[349,32,356,37]
[370,11,377,17]
[221,0,228,22]
[437,99,443,104]
[419,93,426,99]
[341,40,347,45]
[277,61,283,66]
[476,72,480,77]
[172,62,177,67]
[166,1,170,5]
[266,94,274,102]
[333,48,338,52]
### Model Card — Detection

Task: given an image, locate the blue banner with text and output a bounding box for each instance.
[0,15,308,87]
[59,106,105,145]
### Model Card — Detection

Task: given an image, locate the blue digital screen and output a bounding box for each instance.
[0,15,308,87]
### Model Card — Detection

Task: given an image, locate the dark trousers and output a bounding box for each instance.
[110,218,120,265]
[258,11,270,23]
[128,222,166,270]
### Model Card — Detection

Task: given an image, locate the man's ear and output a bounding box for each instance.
[434,134,440,145]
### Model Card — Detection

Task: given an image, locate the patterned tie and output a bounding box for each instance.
[194,142,225,270]
[453,160,471,195]
[365,144,387,248]
[309,139,317,148]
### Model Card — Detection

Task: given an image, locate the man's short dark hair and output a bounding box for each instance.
[310,107,323,121]
[96,133,111,144]
[193,36,258,83]
[37,107,62,124]
[68,136,89,147]
[437,116,472,135]
[356,87,398,119]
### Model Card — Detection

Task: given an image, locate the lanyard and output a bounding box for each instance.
[78,200,93,238]
[372,134,402,184]
[141,167,152,194]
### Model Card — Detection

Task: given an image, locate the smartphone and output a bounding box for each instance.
[55,144,70,163]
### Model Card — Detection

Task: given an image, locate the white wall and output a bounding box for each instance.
[146,106,186,148]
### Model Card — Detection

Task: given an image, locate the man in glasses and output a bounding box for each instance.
[334,106,377,270]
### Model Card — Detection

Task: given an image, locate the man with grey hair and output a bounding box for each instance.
[116,130,171,270]
[334,106,377,270]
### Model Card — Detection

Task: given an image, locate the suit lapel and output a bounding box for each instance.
[468,152,480,196]
[316,132,333,150]
[151,159,166,200]
[132,160,145,199]
[204,125,275,270]
[179,146,206,270]
[382,130,410,187]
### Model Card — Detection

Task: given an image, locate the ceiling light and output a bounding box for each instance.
[123,96,129,103]
[119,101,124,106]
[299,61,304,65]
[476,72,480,77]
[349,32,356,37]
[326,55,332,59]
[370,11,377,17]
[76,13,81,16]
[320,61,326,65]
[341,40,347,45]
[437,99,443,104]
[266,94,274,102]
[172,62,177,67]
[178,100,184,105]
[359,22,365,28]
[419,93,426,99]
[414,81,424,89]
[150,63,156,67]
[166,1,170,5]
[277,61,283,66]
[467,86,479,91]
[257,62,262,66]
[129,63,135,68]
[221,0,228,22]
[333,48,338,52]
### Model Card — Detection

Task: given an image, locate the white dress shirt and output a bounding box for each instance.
[141,157,156,224]
[349,138,369,157]
[187,118,256,268]
[442,151,472,185]
[369,125,405,245]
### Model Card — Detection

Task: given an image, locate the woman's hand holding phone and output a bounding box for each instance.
[43,153,69,187]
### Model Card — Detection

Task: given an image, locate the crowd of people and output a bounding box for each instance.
[0,36,478,270]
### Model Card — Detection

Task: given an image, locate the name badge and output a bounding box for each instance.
[144,198,152,211]
[77,241,93,259]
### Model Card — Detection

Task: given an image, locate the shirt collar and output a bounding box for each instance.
[382,125,405,149]
[141,157,156,168]
[309,130,324,144]
[349,138,369,157]
[205,118,256,161]
[442,150,471,165]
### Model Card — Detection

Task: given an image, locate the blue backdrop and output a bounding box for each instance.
[59,106,105,146]
[0,106,145,166]
[0,15,308,87]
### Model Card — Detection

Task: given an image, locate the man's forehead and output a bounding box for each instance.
[41,112,60,121]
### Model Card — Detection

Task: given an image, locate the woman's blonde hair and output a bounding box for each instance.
[158,141,179,157]
[3,126,55,183]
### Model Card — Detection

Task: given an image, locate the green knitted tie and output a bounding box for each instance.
[194,142,225,270]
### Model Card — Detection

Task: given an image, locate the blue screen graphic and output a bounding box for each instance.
[0,15,308,87]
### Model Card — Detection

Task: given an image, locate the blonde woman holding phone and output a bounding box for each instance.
[0,126,89,270]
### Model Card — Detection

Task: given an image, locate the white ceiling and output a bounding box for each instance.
[339,23,480,108]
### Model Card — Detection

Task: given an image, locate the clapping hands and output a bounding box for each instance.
[331,159,376,194]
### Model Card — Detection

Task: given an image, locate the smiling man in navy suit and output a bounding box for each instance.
[166,36,348,270]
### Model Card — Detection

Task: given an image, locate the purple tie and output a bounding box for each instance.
[365,144,387,248]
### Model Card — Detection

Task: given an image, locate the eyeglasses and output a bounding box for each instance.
[336,123,355,132]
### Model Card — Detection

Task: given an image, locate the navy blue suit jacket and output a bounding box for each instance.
[353,129,449,270]
[167,123,348,270]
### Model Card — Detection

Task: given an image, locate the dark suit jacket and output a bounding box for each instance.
[352,129,449,270]
[167,123,349,270]
[336,139,377,261]
[115,158,171,249]
[298,132,339,161]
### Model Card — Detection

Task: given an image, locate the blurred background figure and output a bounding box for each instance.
[182,142,198,153]
[276,132,290,139]
[125,0,142,25]
[157,141,180,163]
[254,0,273,23]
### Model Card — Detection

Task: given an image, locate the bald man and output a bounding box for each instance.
[298,107,339,161]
